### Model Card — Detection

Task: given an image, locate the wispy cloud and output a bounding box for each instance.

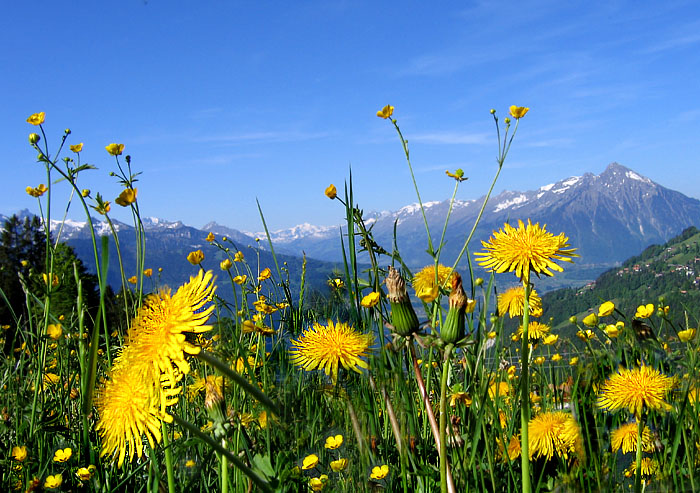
[192,130,331,145]
[641,31,700,54]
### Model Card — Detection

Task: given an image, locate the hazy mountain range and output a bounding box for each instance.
[4,162,700,293]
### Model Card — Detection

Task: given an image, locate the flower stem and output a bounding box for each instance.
[439,343,454,493]
[161,422,175,493]
[635,417,643,493]
[521,281,532,493]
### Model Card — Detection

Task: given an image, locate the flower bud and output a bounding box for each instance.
[475,277,484,286]
[386,266,419,336]
[64,128,71,135]
[569,316,577,324]
[441,273,468,344]
[29,133,40,144]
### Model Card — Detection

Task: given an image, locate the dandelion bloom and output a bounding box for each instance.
[509,106,529,119]
[678,328,696,342]
[289,320,373,385]
[27,112,46,125]
[220,258,232,271]
[187,250,205,265]
[302,454,319,470]
[70,143,83,153]
[611,421,655,454]
[105,143,125,156]
[528,411,583,460]
[325,184,337,199]
[623,457,658,479]
[475,220,577,284]
[376,105,394,119]
[115,188,137,207]
[330,458,348,472]
[514,321,550,341]
[370,464,389,480]
[598,365,674,417]
[499,435,521,462]
[11,445,27,461]
[498,285,542,318]
[44,474,62,489]
[361,291,380,308]
[635,303,655,319]
[325,434,343,449]
[47,324,62,339]
[53,447,72,462]
[413,264,455,303]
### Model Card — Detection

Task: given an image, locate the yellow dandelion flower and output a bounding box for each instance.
[330,457,348,472]
[370,464,389,480]
[514,321,550,341]
[499,435,521,462]
[105,143,125,156]
[325,184,337,199]
[27,112,45,125]
[623,457,658,479]
[95,359,171,467]
[598,301,615,317]
[488,381,511,401]
[528,411,582,461]
[187,250,205,265]
[497,285,543,318]
[126,270,216,381]
[475,219,577,284]
[509,106,529,119]
[376,105,394,119]
[598,365,674,417]
[610,421,655,454]
[70,143,83,153]
[361,291,380,308]
[413,264,455,303]
[289,320,373,385]
[115,188,137,207]
[324,434,344,449]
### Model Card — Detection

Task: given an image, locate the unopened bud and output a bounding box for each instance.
[29,133,40,144]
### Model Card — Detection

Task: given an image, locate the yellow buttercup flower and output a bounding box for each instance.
[97,201,111,215]
[533,356,545,365]
[551,353,562,362]
[598,365,673,417]
[233,274,246,284]
[220,258,232,271]
[543,334,558,345]
[143,268,153,277]
[330,457,348,472]
[27,112,45,125]
[509,106,529,119]
[635,303,655,319]
[325,184,337,199]
[370,464,389,480]
[604,324,620,338]
[309,475,328,491]
[325,434,344,449]
[43,273,60,287]
[44,474,62,489]
[75,466,94,481]
[11,445,27,461]
[70,143,84,153]
[26,184,48,198]
[376,105,394,119]
[445,168,467,182]
[53,447,72,462]
[105,143,125,156]
[47,324,63,340]
[115,188,137,207]
[569,356,579,366]
[497,285,542,318]
[187,250,205,265]
[361,291,380,308]
[679,328,696,342]
[289,320,373,385]
[582,313,598,327]
[475,220,577,284]
[258,267,272,282]
[234,251,244,262]
[81,188,90,197]
[576,329,595,341]
[205,232,215,242]
[128,276,137,285]
[598,301,615,317]
[302,453,319,470]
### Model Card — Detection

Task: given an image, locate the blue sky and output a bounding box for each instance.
[3,1,700,232]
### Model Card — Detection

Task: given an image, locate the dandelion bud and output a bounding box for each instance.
[29,133,40,144]
[386,266,419,336]
[441,273,468,344]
